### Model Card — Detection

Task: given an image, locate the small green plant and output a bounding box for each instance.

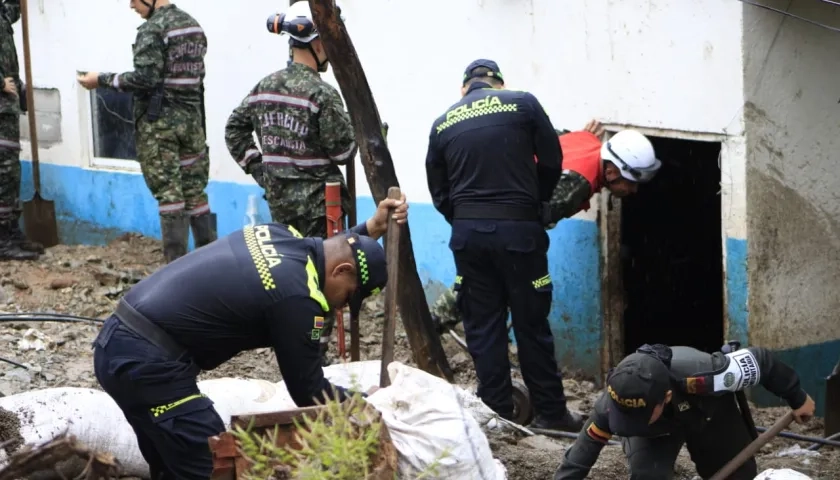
[234,389,383,480]
[233,369,451,479]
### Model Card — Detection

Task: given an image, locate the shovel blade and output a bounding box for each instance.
[22,192,59,249]
[825,372,840,436]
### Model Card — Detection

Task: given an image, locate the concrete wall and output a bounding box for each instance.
[743,0,840,412]
[16,0,745,378]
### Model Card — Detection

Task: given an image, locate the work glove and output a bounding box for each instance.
[248,161,268,190]
[14,78,25,113]
[540,201,553,228]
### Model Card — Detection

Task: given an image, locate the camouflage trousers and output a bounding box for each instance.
[0,113,21,227]
[263,173,352,239]
[430,170,594,325]
[136,108,210,217]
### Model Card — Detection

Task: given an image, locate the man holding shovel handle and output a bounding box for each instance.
[555,343,815,480]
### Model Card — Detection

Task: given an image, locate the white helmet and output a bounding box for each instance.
[600,130,661,183]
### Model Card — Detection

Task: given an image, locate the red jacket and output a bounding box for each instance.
[535,131,604,212]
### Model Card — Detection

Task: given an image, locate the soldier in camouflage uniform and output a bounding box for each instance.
[224,1,356,239]
[431,120,662,331]
[77,0,215,264]
[0,0,41,261]
[225,2,357,365]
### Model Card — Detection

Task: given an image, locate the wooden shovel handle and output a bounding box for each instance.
[709,411,795,480]
[379,186,401,387]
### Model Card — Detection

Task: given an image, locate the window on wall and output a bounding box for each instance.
[89,89,138,168]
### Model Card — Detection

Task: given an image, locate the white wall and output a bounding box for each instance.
[743,0,840,349]
[18,0,745,210]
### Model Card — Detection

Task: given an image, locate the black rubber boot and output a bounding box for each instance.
[160,213,190,263]
[189,213,217,249]
[9,221,44,254]
[529,410,587,433]
[0,223,39,261]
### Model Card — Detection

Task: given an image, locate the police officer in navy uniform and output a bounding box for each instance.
[92,195,408,480]
[425,59,584,432]
[555,344,816,479]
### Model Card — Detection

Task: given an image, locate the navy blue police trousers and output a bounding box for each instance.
[93,316,225,480]
[450,219,569,421]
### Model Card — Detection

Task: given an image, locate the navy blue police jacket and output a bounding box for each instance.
[425,82,563,223]
[120,222,371,407]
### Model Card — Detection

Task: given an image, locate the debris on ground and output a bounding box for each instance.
[0,235,838,479]
[0,406,23,455]
[0,432,120,480]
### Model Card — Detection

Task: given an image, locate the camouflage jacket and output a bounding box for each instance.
[224,62,357,181]
[0,0,20,116]
[98,4,206,119]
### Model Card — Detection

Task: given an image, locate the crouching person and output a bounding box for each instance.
[555,343,815,480]
[93,194,409,480]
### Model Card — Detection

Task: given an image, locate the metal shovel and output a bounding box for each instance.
[825,356,840,436]
[20,0,59,248]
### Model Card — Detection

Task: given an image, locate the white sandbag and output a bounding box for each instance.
[365,361,508,480]
[322,359,382,390]
[0,387,150,478]
[754,469,813,480]
[0,378,308,479]
[320,360,498,427]
[0,362,505,480]
[197,377,297,426]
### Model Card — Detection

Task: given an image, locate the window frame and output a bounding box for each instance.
[78,85,141,172]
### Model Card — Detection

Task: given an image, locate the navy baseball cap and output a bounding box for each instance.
[605,352,672,436]
[345,233,387,317]
[462,59,505,86]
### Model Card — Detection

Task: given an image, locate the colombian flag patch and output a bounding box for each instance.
[586,423,612,444]
[313,316,325,329]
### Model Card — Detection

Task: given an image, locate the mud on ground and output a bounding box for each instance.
[0,234,838,479]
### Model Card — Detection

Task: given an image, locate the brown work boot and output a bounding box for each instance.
[9,222,45,254]
[0,224,39,261]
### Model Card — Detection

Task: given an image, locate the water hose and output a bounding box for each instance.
[755,425,840,449]
[0,313,105,324]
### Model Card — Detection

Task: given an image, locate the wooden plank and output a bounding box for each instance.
[308,0,454,382]
[380,187,402,387]
[231,406,323,430]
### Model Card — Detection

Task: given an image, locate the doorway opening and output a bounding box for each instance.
[620,136,724,355]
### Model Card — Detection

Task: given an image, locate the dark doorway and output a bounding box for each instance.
[621,137,723,355]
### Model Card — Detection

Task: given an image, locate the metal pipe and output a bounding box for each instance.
[755,426,840,448]
[807,431,840,451]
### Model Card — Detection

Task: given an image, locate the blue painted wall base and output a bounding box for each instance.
[18,160,604,376]
[725,238,749,346]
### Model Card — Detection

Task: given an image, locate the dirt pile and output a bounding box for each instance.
[0,406,23,455]
[0,234,838,479]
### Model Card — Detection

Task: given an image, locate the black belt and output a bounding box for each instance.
[453,204,540,221]
[115,299,187,358]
